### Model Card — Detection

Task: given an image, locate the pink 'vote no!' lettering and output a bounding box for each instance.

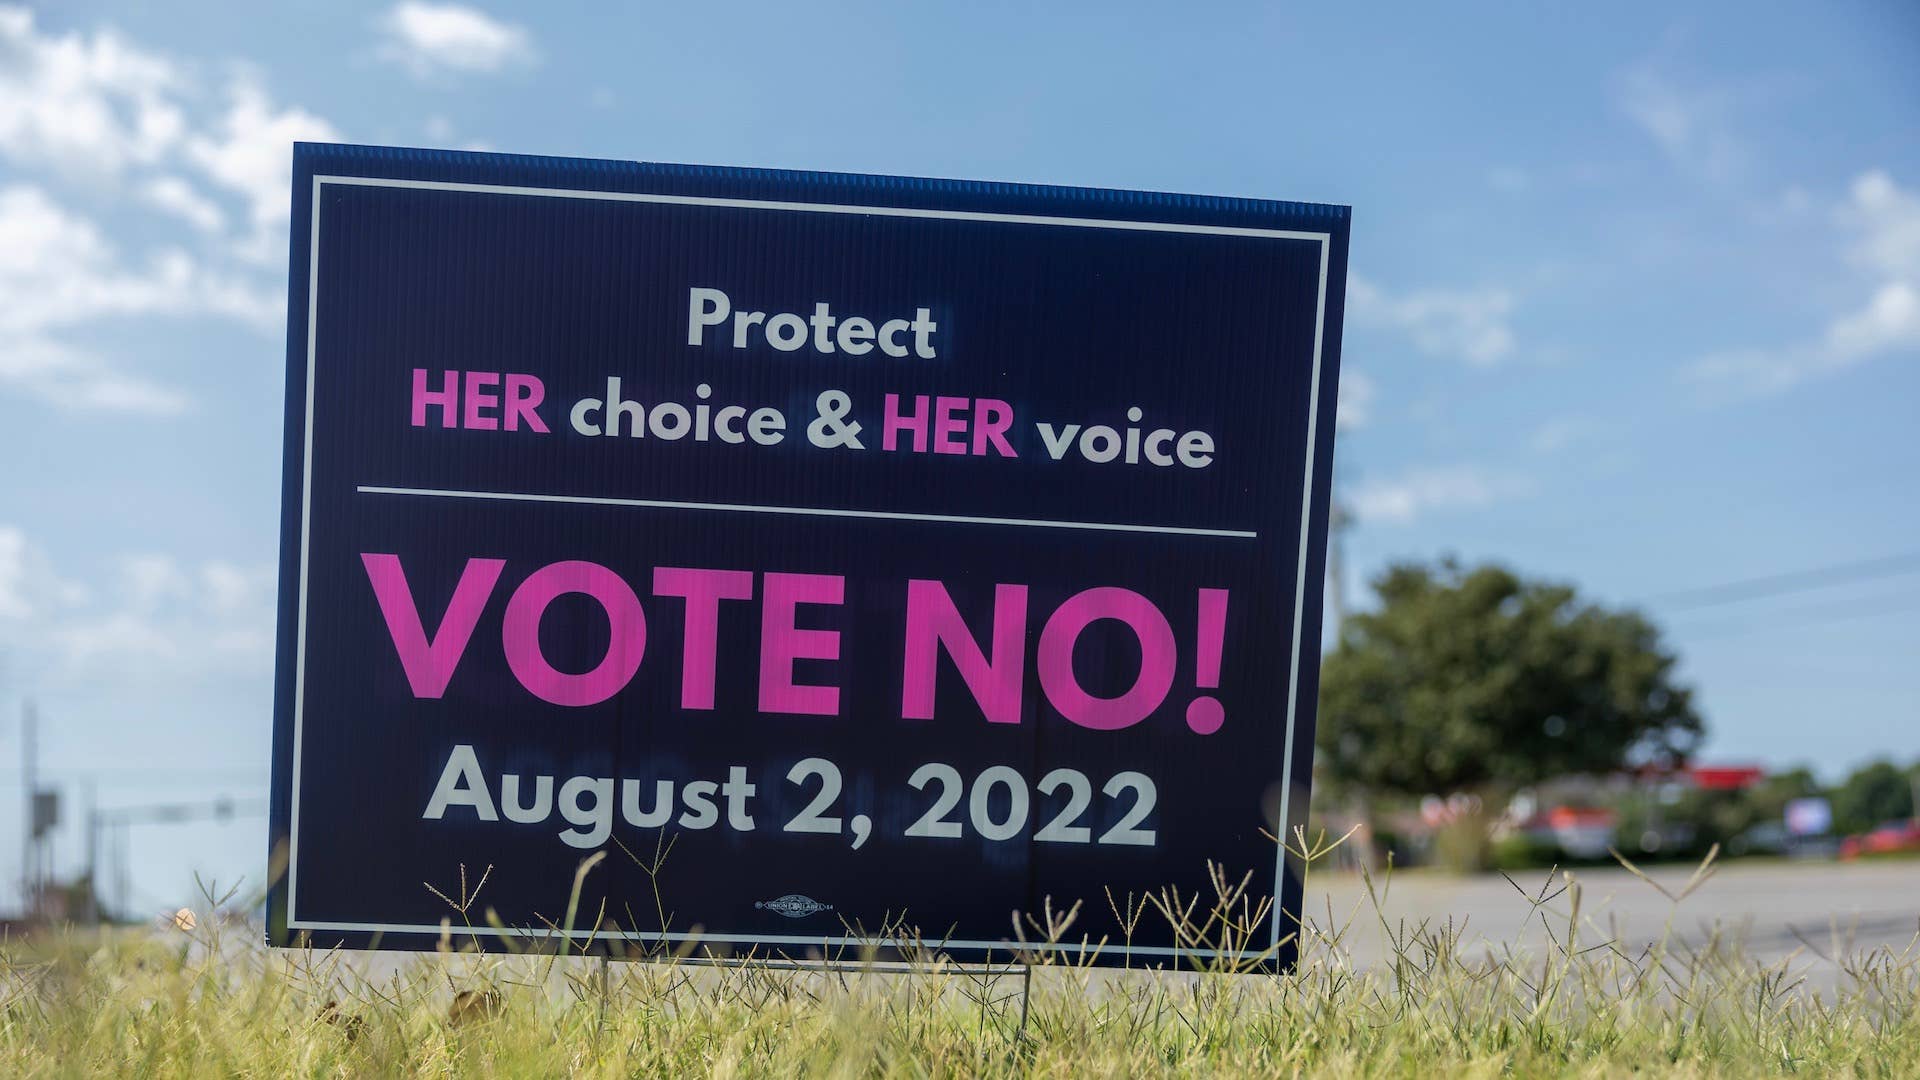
[361,554,1231,735]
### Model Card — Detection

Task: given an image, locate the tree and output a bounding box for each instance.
[1317,561,1704,802]
[1830,759,1918,837]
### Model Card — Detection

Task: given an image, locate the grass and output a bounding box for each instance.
[2,838,1917,1077]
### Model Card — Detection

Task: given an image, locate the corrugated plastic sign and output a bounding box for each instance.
[268,143,1349,968]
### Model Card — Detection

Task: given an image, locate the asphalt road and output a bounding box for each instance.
[1300,858,1920,983]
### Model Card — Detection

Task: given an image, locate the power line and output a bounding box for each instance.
[0,767,263,784]
[1684,590,1920,641]
[1648,551,1920,611]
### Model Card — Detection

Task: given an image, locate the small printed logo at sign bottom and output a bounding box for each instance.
[756,894,834,918]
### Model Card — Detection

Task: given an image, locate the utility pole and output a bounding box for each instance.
[1327,500,1352,638]
[20,699,34,919]
[83,780,98,925]
[92,797,268,923]
[116,820,129,922]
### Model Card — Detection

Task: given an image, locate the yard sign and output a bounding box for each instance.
[267,143,1349,967]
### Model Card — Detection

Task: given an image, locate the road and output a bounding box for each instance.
[1300,858,1920,984]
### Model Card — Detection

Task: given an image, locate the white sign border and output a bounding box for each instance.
[285,172,1335,963]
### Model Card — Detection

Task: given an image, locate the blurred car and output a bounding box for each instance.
[1839,820,1920,860]
[1729,821,1789,856]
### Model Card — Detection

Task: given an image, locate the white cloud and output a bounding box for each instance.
[1684,170,1920,396]
[141,175,224,233]
[0,6,184,176]
[0,9,340,411]
[418,113,491,152]
[0,7,345,264]
[201,561,263,614]
[0,183,282,331]
[35,549,274,675]
[377,2,535,79]
[1348,274,1516,366]
[1841,170,1920,281]
[1336,369,1375,432]
[1528,417,1595,455]
[1824,281,1920,359]
[0,526,35,619]
[1348,465,1527,526]
[0,183,281,412]
[122,552,192,608]
[185,76,342,264]
[0,525,86,621]
[0,336,192,414]
[1617,64,1744,182]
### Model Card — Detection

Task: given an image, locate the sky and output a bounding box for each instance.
[0,1,1916,913]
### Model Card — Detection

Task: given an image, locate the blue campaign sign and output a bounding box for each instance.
[268,143,1349,968]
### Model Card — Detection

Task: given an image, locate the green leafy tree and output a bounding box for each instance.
[1830,759,1918,836]
[1318,561,1704,803]
[1757,766,1823,812]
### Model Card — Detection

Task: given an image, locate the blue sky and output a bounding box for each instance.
[0,1,1915,912]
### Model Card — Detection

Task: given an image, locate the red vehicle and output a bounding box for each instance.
[1839,820,1920,860]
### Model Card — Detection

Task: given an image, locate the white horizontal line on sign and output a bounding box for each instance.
[288,171,1332,956]
[285,918,1260,961]
[317,173,1334,243]
[356,485,1259,539]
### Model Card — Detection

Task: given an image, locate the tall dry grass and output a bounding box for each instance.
[2,834,1916,1077]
